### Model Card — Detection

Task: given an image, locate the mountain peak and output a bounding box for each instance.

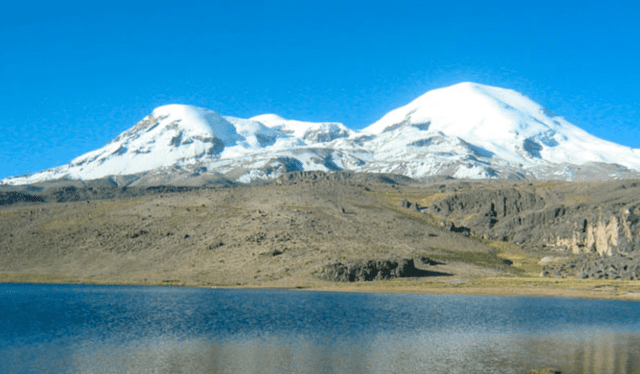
[3,82,640,185]
[250,114,352,142]
[363,82,544,135]
[149,105,241,142]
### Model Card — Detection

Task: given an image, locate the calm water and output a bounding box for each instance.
[1,284,639,374]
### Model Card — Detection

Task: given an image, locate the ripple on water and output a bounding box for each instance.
[1,284,639,374]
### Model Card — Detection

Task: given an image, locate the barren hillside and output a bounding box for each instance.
[1,172,639,299]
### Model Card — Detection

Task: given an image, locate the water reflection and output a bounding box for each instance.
[1,284,639,374]
[50,331,640,374]
[514,332,640,374]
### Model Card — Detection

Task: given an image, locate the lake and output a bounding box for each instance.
[1,284,639,374]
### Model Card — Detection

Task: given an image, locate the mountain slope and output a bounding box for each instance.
[4,82,640,185]
[366,83,640,165]
[355,82,640,179]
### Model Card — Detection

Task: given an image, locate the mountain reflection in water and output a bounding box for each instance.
[1,284,639,374]
[34,331,640,373]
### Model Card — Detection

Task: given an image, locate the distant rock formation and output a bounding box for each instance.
[0,192,45,206]
[425,180,640,256]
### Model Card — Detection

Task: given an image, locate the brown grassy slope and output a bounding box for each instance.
[1,178,640,300]
[0,180,518,285]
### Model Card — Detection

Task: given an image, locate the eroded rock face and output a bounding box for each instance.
[425,181,640,256]
[549,211,636,256]
[321,258,449,282]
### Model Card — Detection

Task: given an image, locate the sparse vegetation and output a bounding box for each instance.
[0,174,639,300]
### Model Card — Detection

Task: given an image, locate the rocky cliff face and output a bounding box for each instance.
[423,180,640,256]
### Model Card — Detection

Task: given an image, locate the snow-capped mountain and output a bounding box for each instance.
[356,83,640,180]
[4,82,640,185]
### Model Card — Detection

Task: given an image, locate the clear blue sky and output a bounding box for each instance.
[1,0,639,179]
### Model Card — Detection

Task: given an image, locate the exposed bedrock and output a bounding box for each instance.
[276,170,418,185]
[321,258,451,282]
[0,192,46,206]
[541,253,640,280]
[424,182,640,256]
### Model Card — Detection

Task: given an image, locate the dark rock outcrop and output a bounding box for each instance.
[415,255,445,266]
[0,179,217,205]
[542,253,640,280]
[321,258,451,282]
[449,223,471,236]
[275,171,417,185]
[400,198,423,211]
[144,185,201,194]
[259,248,285,257]
[0,192,46,206]
[128,230,148,238]
[400,199,411,208]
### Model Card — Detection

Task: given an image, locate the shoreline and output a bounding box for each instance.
[2,274,640,301]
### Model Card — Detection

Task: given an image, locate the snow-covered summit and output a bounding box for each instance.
[251,114,353,143]
[4,82,640,185]
[363,82,640,171]
[365,82,549,135]
[149,104,242,144]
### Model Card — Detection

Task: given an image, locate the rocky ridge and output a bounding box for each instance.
[421,181,640,256]
[396,178,640,279]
